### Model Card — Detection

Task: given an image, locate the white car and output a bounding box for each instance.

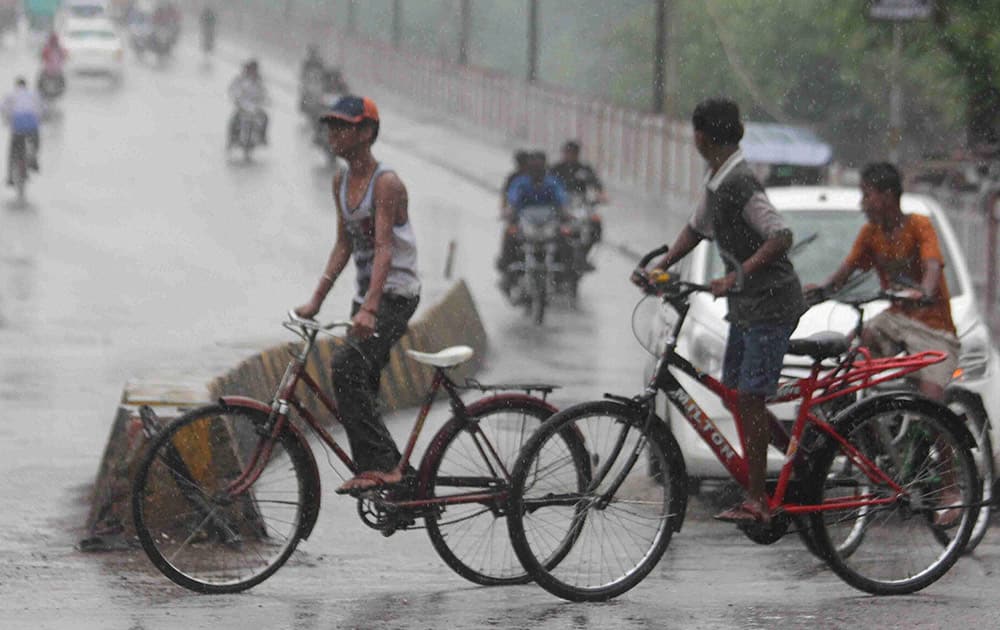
[61,18,124,81]
[648,186,1000,483]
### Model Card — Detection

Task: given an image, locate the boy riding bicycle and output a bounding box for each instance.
[806,162,960,402]
[806,162,963,526]
[295,96,421,494]
[635,98,806,523]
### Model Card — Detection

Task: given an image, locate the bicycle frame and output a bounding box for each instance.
[223,322,553,513]
[644,294,946,514]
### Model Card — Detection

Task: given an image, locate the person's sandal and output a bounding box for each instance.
[714,500,771,524]
[335,468,404,495]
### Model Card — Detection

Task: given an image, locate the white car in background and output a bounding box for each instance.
[61,18,125,81]
[648,186,1000,486]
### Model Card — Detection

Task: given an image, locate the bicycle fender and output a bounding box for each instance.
[827,393,976,451]
[219,396,323,540]
[218,395,270,415]
[643,408,689,533]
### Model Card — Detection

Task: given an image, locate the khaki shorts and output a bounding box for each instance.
[865,310,960,388]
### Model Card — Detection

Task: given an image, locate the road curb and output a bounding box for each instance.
[81,279,487,550]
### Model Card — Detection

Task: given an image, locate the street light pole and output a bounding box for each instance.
[527,0,539,83]
[888,21,903,162]
[392,0,402,49]
[652,0,666,114]
[458,0,471,65]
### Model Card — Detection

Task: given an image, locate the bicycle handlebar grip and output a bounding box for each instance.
[638,244,670,269]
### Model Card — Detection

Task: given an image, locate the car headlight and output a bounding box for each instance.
[690,324,727,378]
[954,321,992,382]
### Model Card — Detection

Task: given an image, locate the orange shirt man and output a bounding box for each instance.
[811,162,960,400]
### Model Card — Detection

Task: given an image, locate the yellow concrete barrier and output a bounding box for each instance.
[82,280,487,550]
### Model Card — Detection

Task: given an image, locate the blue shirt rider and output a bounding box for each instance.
[506,153,569,219]
[497,151,570,295]
[2,77,44,186]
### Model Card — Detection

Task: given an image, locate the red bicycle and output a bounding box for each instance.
[131,312,589,593]
[506,245,980,601]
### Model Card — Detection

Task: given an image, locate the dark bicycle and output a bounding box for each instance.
[131,311,590,593]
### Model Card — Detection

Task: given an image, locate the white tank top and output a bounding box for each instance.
[338,163,420,303]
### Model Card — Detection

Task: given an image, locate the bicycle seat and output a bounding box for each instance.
[786,332,849,360]
[406,346,475,368]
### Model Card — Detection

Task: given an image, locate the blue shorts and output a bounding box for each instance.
[722,320,797,396]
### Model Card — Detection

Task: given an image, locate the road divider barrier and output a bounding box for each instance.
[81,280,487,550]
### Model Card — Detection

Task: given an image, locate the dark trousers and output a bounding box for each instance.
[332,293,419,473]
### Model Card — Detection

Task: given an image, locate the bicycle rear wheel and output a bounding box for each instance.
[132,404,314,593]
[507,400,686,602]
[806,397,979,595]
[423,397,588,586]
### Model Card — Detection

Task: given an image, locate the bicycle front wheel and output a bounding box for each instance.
[423,397,587,586]
[507,400,686,602]
[806,397,980,595]
[132,404,315,593]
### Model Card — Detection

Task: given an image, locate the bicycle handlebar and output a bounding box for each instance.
[805,287,934,309]
[286,310,353,332]
[637,244,670,269]
[633,245,743,297]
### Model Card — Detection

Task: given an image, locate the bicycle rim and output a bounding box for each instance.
[424,400,580,586]
[508,401,682,602]
[808,404,979,594]
[132,405,308,593]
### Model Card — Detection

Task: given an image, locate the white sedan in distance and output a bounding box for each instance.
[62,18,125,82]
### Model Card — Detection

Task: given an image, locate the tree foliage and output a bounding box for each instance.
[596,0,999,164]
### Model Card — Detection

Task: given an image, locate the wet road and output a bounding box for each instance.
[1,27,1000,630]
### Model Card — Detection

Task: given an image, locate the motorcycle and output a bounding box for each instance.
[230,103,264,162]
[563,193,602,296]
[148,22,178,60]
[507,205,568,325]
[37,69,66,101]
[311,91,344,164]
[299,66,327,121]
[129,13,178,61]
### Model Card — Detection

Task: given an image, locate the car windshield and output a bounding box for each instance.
[705,209,964,297]
[69,29,116,39]
[69,6,105,18]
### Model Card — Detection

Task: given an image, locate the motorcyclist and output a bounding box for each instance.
[38,32,67,96]
[2,78,44,186]
[151,1,181,52]
[199,5,216,54]
[549,140,607,270]
[550,140,608,203]
[301,44,326,80]
[497,151,570,296]
[227,60,270,147]
[500,149,530,215]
